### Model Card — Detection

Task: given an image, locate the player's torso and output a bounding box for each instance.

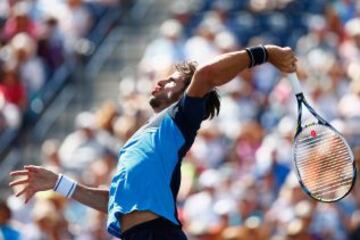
[116,106,185,182]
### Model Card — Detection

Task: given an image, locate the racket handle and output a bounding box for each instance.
[288,73,302,95]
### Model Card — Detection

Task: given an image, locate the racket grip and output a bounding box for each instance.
[288,73,302,95]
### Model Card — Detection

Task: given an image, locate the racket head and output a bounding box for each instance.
[293,123,356,202]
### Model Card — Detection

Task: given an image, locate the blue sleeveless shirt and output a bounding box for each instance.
[107,94,209,238]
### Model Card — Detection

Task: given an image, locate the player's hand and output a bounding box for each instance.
[265,45,297,73]
[9,165,58,203]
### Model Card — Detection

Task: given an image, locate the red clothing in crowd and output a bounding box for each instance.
[0,82,27,107]
[3,17,39,41]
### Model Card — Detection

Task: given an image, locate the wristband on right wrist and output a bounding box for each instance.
[53,174,77,198]
[246,45,268,68]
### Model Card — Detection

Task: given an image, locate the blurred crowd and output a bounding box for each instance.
[0,0,118,133]
[3,0,360,239]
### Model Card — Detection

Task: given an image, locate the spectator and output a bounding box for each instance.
[184,17,221,64]
[23,197,71,240]
[41,139,62,171]
[0,60,27,110]
[190,121,227,168]
[0,85,21,131]
[3,1,39,41]
[349,210,360,239]
[75,210,111,240]
[37,16,64,76]
[182,169,223,238]
[58,111,107,173]
[51,0,92,53]
[139,19,185,74]
[340,17,360,65]
[0,200,21,240]
[95,101,121,153]
[11,32,45,98]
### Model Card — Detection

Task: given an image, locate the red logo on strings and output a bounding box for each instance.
[310,130,317,138]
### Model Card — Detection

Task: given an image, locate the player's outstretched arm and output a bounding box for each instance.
[187,45,297,97]
[9,165,109,213]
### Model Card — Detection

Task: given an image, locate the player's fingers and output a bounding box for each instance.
[279,60,294,69]
[284,52,296,62]
[286,63,297,73]
[24,191,35,204]
[281,63,296,73]
[9,170,29,177]
[283,46,292,52]
[24,165,40,173]
[15,187,28,197]
[9,178,29,188]
[289,55,297,62]
[285,47,295,58]
[283,57,297,69]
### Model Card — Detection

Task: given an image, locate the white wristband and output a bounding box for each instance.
[53,174,77,198]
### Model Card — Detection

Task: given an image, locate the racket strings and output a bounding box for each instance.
[298,161,353,179]
[296,147,350,160]
[311,181,354,201]
[301,169,353,191]
[298,158,351,190]
[308,176,354,195]
[294,124,354,201]
[301,168,353,193]
[296,147,351,167]
[296,137,347,149]
[297,129,346,145]
[297,164,352,182]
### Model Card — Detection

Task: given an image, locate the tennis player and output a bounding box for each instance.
[9,45,296,239]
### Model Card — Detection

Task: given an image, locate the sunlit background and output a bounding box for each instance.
[1,0,360,239]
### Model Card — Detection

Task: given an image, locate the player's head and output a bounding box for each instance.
[149,61,220,119]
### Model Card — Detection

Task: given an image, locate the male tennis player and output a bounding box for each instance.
[9,45,296,239]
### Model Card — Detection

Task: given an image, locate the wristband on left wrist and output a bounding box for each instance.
[53,174,77,198]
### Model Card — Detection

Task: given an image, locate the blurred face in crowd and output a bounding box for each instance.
[0,201,11,225]
[67,0,82,8]
[353,34,360,48]
[149,71,188,112]
[3,69,19,85]
[15,15,30,31]
[16,49,28,62]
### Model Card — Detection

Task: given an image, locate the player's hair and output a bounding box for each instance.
[175,61,220,119]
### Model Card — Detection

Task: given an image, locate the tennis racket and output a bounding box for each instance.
[288,72,356,202]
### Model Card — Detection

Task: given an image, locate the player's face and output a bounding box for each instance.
[149,71,187,112]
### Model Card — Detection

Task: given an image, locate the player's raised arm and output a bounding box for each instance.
[187,45,297,97]
[9,165,109,213]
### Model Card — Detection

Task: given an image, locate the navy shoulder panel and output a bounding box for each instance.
[168,94,208,142]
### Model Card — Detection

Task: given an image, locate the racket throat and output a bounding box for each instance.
[295,93,304,136]
[295,93,328,131]
[295,93,304,101]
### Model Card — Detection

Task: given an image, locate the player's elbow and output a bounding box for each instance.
[194,64,217,88]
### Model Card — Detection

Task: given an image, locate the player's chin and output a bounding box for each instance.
[149,96,161,109]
